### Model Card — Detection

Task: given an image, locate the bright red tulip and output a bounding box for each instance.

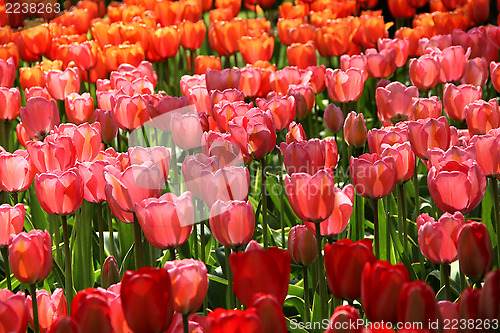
[457,221,494,280]
[0,203,25,246]
[45,68,80,100]
[287,225,317,266]
[325,68,365,103]
[407,116,451,160]
[230,244,290,307]
[280,138,338,175]
[465,98,500,135]
[34,168,84,216]
[361,260,411,323]
[26,136,77,173]
[0,290,28,333]
[350,153,397,199]
[376,82,418,124]
[458,287,481,326]
[26,288,67,333]
[20,97,60,140]
[70,288,112,333]
[417,212,465,264]
[409,55,440,91]
[324,239,376,300]
[285,169,336,222]
[8,229,52,284]
[209,199,255,248]
[323,103,344,134]
[304,184,355,237]
[135,192,194,249]
[427,160,486,214]
[325,305,362,333]
[0,150,35,193]
[208,308,262,333]
[0,87,21,120]
[411,96,443,120]
[121,267,174,333]
[65,92,94,125]
[397,281,440,331]
[163,259,208,315]
[250,294,287,333]
[344,111,367,148]
[200,166,249,208]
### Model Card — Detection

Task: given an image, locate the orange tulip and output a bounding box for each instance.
[91,20,123,49]
[277,18,303,46]
[152,26,180,59]
[215,0,241,16]
[288,23,315,45]
[213,18,246,55]
[278,2,307,19]
[239,33,274,64]
[19,24,51,58]
[195,55,221,75]
[0,42,19,67]
[179,20,206,51]
[119,22,150,51]
[315,21,354,58]
[287,42,317,69]
[388,0,416,18]
[394,26,425,57]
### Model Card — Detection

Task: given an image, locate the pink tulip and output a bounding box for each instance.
[0,87,21,120]
[0,57,16,87]
[465,98,500,135]
[26,136,77,173]
[0,289,28,333]
[376,81,418,124]
[26,288,67,333]
[350,153,397,199]
[344,111,367,148]
[365,48,397,78]
[407,116,451,160]
[443,83,482,122]
[409,55,440,90]
[0,203,25,246]
[200,166,250,208]
[170,112,204,151]
[377,38,409,67]
[340,54,368,80]
[148,95,191,131]
[280,138,338,175]
[325,68,365,103]
[205,68,241,93]
[94,109,118,143]
[54,123,102,162]
[45,68,80,100]
[209,199,255,247]
[77,160,112,203]
[460,57,488,86]
[65,92,94,125]
[287,225,317,266]
[112,94,150,131]
[128,146,171,182]
[411,96,442,120]
[367,126,408,155]
[258,95,296,131]
[20,97,60,140]
[0,150,35,193]
[182,153,219,198]
[427,45,470,83]
[381,142,415,184]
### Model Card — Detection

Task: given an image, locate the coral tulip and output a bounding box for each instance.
[0,87,21,120]
[376,81,418,124]
[286,42,317,69]
[0,203,25,246]
[381,142,415,184]
[65,93,94,125]
[0,150,35,193]
[26,289,67,333]
[411,96,443,120]
[365,48,397,78]
[209,199,255,248]
[350,153,397,199]
[112,94,150,131]
[20,97,60,140]
[443,83,482,122]
[200,166,250,208]
[465,98,500,135]
[407,116,451,160]
[409,55,440,90]
[325,68,365,103]
[280,138,338,175]
[26,136,77,173]
[460,57,489,87]
[344,111,367,148]
[45,68,80,101]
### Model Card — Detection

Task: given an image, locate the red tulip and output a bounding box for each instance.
[206,68,241,93]
[228,108,276,160]
[121,267,174,333]
[0,87,21,120]
[407,116,451,160]
[427,160,486,214]
[344,111,367,148]
[20,97,60,140]
[411,96,443,120]
[47,316,79,333]
[230,245,290,307]
[0,290,28,333]
[0,150,35,193]
[409,55,440,90]
[280,138,338,175]
[397,281,440,331]
[478,269,500,325]
[209,199,255,248]
[94,109,119,143]
[325,305,362,333]
[324,239,376,300]
[287,225,317,266]
[65,92,94,125]
[45,68,80,100]
[465,98,500,135]
[381,142,415,184]
[457,221,494,280]
[417,212,465,264]
[250,294,287,333]
[70,288,113,333]
[376,82,418,124]
[8,229,52,284]
[163,259,208,315]
[26,288,67,333]
[361,260,411,323]
[135,192,194,249]
[200,166,250,208]
[350,153,397,199]
[0,203,25,246]
[285,169,336,222]
[304,184,355,237]
[34,168,84,216]
[324,103,344,134]
[54,123,102,163]
[325,68,365,103]
[208,308,262,333]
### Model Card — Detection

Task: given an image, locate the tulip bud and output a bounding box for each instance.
[344,111,367,148]
[101,256,120,289]
[457,222,494,280]
[323,103,344,134]
[287,225,317,266]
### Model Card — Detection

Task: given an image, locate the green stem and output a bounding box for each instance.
[278,153,285,249]
[491,178,500,268]
[413,160,420,219]
[61,215,73,307]
[398,183,408,255]
[302,265,310,323]
[30,284,40,333]
[199,202,206,264]
[315,224,327,320]
[1,120,9,152]
[441,263,451,301]
[97,202,105,266]
[106,204,116,259]
[133,215,144,269]
[1,247,11,290]
[182,313,189,333]
[355,194,363,241]
[261,158,268,249]
[170,139,179,194]
[373,198,380,259]
[225,246,234,309]
[165,58,171,95]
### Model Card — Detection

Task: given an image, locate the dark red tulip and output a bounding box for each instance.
[208,308,262,333]
[457,221,494,280]
[121,267,174,333]
[287,225,317,266]
[325,305,362,333]
[251,294,287,333]
[229,245,290,308]
[397,281,440,332]
[71,288,112,333]
[324,239,376,300]
[478,269,500,327]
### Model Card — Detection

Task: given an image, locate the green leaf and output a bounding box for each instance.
[483,181,497,248]
[27,185,48,231]
[284,295,306,322]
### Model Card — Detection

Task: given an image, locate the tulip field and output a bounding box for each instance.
[2,0,500,332]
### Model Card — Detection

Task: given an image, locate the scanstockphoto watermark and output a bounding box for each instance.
[289,319,425,331]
